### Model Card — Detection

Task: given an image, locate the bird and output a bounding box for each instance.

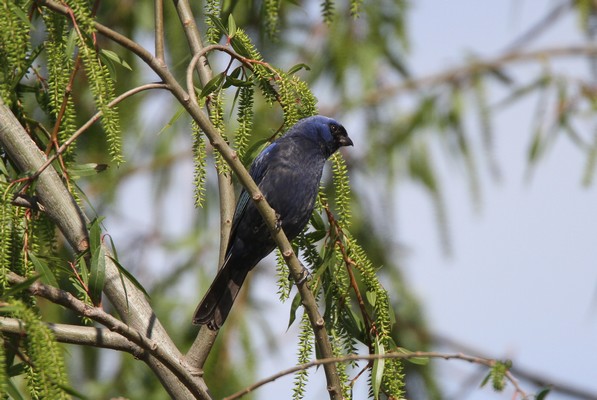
[193,115,353,330]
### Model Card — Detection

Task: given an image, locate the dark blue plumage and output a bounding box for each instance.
[193,115,353,329]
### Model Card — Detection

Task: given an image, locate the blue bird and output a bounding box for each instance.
[193,115,353,329]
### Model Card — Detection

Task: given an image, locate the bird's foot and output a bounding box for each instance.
[274,212,282,231]
[295,264,312,285]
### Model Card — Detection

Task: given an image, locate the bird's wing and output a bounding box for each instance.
[227,142,279,250]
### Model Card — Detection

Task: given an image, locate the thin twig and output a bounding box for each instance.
[154,0,165,63]
[0,316,141,354]
[224,351,529,400]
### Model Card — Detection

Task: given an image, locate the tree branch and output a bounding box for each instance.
[224,351,529,400]
[0,316,140,354]
[154,0,165,64]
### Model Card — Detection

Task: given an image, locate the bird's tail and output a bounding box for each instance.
[193,260,249,330]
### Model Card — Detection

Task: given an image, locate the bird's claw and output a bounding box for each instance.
[274,212,282,231]
[294,265,312,285]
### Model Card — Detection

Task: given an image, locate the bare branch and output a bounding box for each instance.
[0,317,140,354]
[224,351,530,400]
[154,0,165,63]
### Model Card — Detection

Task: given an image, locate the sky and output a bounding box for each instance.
[392,1,597,399]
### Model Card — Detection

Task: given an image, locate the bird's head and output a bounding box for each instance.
[290,115,353,158]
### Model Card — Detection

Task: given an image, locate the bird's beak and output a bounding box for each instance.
[338,135,353,147]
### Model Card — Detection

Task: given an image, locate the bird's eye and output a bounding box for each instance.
[330,124,339,133]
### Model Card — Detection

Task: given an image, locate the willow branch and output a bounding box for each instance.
[225,351,529,400]
[0,317,140,354]
[154,0,165,63]
[173,0,213,86]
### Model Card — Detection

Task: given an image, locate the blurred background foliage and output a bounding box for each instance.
[2,0,597,399]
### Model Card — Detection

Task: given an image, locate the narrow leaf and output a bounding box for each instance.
[288,63,311,74]
[28,252,58,287]
[536,388,551,400]
[5,378,25,400]
[287,292,302,328]
[69,163,109,179]
[227,15,237,39]
[100,49,133,71]
[89,217,104,254]
[157,106,186,135]
[199,72,225,98]
[372,338,385,400]
[108,256,150,298]
[89,245,106,306]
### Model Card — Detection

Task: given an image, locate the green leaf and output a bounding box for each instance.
[372,337,385,400]
[89,244,106,306]
[480,370,491,388]
[68,163,109,179]
[65,28,78,58]
[78,254,89,286]
[227,15,237,39]
[536,388,551,400]
[340,304,366,343]
[288,63,311,74]
[108,256,150,299]
[100,49,133,71]
[224,74,253,88]
[7,362,27,377]
[7,2,34,30]
[395,347,429,365]
[5,378,26,400]
[28,252,58,287]
[365,290,376,306]
[157,106,186,135]
[241,137,270,166]
[57,383,90,399]
[287,292,302,328]
[89,217,104,254]
[199,72,225,98]
[206,14,228,36]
